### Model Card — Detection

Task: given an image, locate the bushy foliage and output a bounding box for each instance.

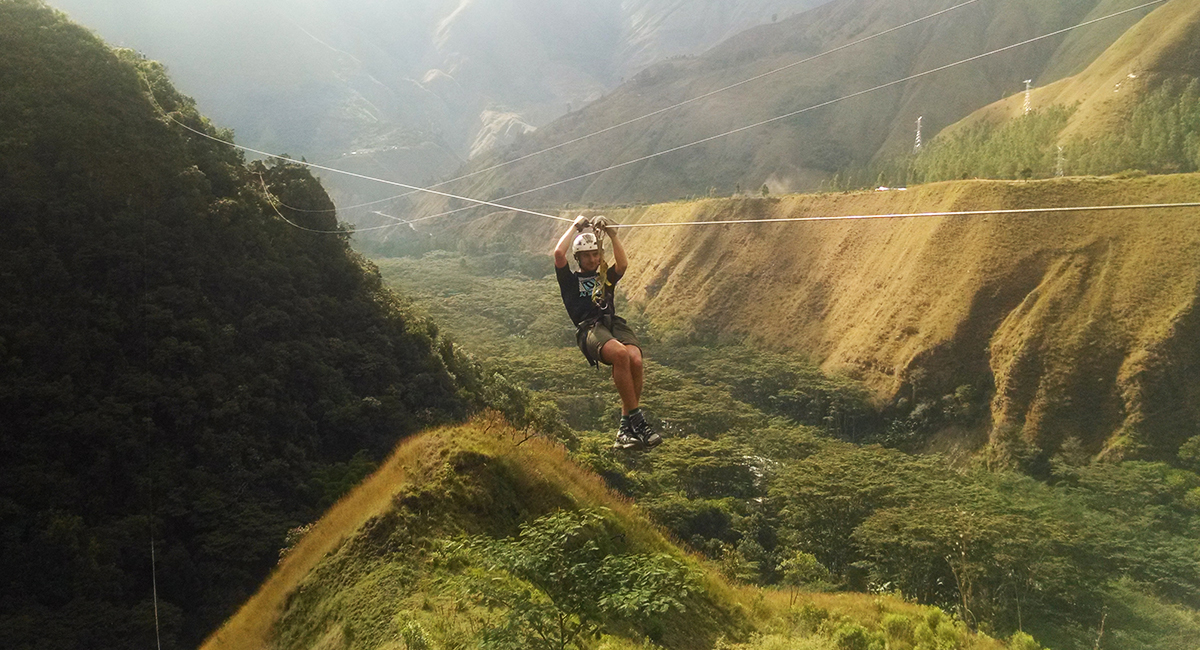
[1065,78,1200,176]
[911,107,1074,183]
[448,509,697,649]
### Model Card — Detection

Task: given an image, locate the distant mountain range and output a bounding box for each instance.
[394,0,1161,233]
[46,0,830,206]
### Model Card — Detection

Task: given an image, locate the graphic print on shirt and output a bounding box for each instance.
[577,275,598,298]
[578,274,609,310]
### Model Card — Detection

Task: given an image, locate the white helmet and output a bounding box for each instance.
[572,231,599,255]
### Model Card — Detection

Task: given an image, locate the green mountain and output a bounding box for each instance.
[395,0,1160,226]
[909,0,1200,182]
[0,1,494,646]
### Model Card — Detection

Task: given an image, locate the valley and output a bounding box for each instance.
[4,0,1200,648]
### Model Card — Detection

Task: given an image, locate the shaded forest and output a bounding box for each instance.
[0,2,519,646]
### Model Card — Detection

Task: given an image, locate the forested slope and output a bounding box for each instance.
[0,1,489,646]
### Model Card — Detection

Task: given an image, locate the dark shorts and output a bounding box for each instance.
[583,318,641,365]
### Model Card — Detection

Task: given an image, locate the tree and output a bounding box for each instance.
[779,550,830,605]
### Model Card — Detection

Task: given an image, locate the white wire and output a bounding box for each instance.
[283,0,987,215]
[151,532,162,650]
[413,0,1167,224]
[611,201,1200,228]
[140,84,570,230]
[150,0,1171,235]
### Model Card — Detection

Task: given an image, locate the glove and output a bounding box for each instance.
[591,215,614,232]
[573,215,590,231]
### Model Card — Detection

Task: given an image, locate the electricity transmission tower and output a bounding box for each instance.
[1056,145,1065,177]
[914,116,923,152]
[1024,79,1033,115]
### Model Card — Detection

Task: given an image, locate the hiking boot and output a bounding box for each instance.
[629,411,662,449]
[612,419,644,450]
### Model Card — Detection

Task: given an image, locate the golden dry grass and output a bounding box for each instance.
[198,432,445,650]
[615,177,1200,456]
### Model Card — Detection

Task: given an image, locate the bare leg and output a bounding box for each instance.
[627,345,644,403]
[600,340,639,414]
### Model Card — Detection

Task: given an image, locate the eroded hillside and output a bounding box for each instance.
[451,174,1200,460]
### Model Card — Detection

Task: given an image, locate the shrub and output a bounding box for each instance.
[882,613,916,647]
[1006,631,1040,650]
[831,622,882,650]
[399,621,431,650]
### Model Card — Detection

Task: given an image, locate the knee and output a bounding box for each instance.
[606,343,631,367]
[629,347,643,371]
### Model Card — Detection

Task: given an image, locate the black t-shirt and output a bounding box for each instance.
[556,263,623,326]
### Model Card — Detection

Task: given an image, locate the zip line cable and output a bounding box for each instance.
[262,0,1165,235]
[140,79,571,226]
[150,0,1177,235]
[610,201,1200,229]
[150,497,162,650]
[280,0,987,215]
[412,0,1168,226]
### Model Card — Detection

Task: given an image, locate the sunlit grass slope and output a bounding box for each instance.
[941,0,1200,144]
[442,172,1200,461]
[200,415,741,650]
[200,416,1008,650]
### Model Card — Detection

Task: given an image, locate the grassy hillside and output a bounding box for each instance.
[203,418,1019,650]
[413,172,1200,464]
[909,0,1200,182]
[387,0,1157,227]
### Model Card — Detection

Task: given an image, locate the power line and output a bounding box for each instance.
[147,0,1171,236]
[413,0,1166,225]
[140,78,570,230]
[609,201,1200,229]
[286,0,987,215]
[150,508,162,650]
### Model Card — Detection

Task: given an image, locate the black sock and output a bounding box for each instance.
[627,408,641,418]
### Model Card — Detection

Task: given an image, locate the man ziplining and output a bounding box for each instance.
[554,216,662,451]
